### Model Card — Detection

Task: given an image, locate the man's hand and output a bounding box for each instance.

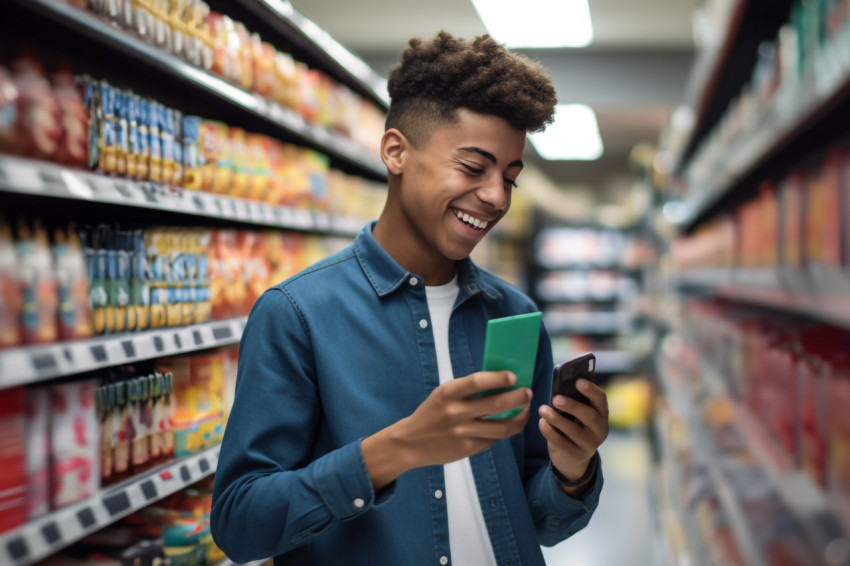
[538,378,608,497]
[362,371,532,491]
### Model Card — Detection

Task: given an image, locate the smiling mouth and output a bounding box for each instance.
[452,208,490,231]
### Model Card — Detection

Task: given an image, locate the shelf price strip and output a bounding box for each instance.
[0,156,368,237]
[0,447,220,566]
[0,317,247,389]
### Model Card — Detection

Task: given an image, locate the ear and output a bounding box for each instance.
[380,128,408,175]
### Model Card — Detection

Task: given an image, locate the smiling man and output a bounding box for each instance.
[211,31,607,566]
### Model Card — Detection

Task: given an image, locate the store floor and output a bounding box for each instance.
[541,428,664,566]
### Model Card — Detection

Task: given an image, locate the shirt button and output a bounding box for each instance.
[409,277,419,286]
[419,319,428,329]
[440,557,449,565]
[434,489,443,499]
[353,498,365,509]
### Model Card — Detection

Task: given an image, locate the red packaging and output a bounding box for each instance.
[0,386,27,534]
[50,379,99,509]
[13,57,62,160]
[51,69,89,167]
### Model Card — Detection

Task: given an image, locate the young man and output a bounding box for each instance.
[211,31,608,565]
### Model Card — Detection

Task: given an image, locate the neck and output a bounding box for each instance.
[372,216,456,285]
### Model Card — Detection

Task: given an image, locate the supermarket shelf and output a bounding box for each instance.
[543,311,634,335]
[675,45,850,231]
[655,355,765,566]
[676,0,748,167]
[699,360,850,558]
[0,446,220,566]
[0,156,367,237]
[674,269,850,331]
[233,0,388,108]
[0,317,247,389]
[12,0,386,181]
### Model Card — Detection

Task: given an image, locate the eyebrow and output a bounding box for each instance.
[457,147,524,169]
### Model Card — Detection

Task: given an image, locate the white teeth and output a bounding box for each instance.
[453,209,488,230]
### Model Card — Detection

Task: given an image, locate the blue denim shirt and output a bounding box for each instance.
[211,222,602,565]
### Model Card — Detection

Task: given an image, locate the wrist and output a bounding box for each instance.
[362,421,417,491]
[551,451,599,490]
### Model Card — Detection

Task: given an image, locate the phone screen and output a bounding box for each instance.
[551,353,596,422]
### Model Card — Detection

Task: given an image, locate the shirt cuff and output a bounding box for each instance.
[548,453,604,513]
[312,439,397,520]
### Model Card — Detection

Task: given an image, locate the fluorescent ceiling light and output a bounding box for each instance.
[471,0,593,48]
[529,104,603,161]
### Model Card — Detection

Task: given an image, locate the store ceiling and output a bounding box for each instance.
[291,0,696,208]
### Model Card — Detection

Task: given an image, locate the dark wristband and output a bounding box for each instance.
[550,451,599,489]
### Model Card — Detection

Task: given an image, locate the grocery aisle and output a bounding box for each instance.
[542,428,662,566]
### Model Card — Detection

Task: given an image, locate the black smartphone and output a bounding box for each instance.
[551,353,596,422]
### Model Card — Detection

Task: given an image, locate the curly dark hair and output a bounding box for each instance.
[385,31,557,147]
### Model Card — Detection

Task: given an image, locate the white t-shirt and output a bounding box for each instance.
[426,276,498,566]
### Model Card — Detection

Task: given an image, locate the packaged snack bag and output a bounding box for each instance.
[180,115,204,189]
[14,57,61,160]
[207,12,235,83]
[245,133,271,202]
[52,69,89,166]
[50,379,99,508]
[273,50,300,111]
[252,37,275,99]
[19,219,59,345]
[149,101,163,183]
[54,225,93,341]
[228,127,249,198]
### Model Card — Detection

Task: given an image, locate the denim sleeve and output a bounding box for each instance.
[523,324,603,546]
[210,289,395,563]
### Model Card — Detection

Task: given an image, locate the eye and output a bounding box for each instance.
[459,162,484,175]
[503,177,518,189]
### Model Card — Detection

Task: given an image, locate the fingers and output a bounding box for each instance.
[462,406,531,439]
[448,370,518,398]
[467,386,533,419]
[576,379,609,419]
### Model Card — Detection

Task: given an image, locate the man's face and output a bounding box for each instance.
[393,108,526,266]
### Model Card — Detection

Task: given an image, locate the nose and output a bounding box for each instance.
[476,173,509,211]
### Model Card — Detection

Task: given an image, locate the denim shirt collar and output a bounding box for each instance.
[353,221,503,301]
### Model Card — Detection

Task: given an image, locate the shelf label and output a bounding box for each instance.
[7,538,28,560]
[153,335,165,353]
[32,353,58,372]
[192,329,203,346]
[76,507,96,528]
[212,326,233,341]
[180,465,191,482]
[41,523,61,545]
[173,333,183,350]
[199,457,210,473]
[140,480,158,501]
[121,340,136,359]
[102,491,131,516]
[90,345,108,363]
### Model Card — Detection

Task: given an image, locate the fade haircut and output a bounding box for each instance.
[385,31,557,147]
